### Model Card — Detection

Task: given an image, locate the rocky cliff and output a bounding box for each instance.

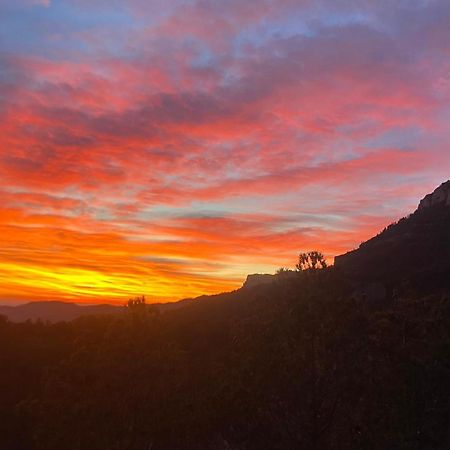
[417,180,450,210]
[242,273,276,289]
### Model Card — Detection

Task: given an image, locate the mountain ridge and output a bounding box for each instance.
[2,180,449,323]
[334,180,450,287]
[0,298,196,323]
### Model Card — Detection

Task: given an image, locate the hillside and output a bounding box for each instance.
[334,180,450,289]
[0,182,449,450]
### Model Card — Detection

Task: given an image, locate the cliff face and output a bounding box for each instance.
[242,273,275,289]
[418,180,450,210]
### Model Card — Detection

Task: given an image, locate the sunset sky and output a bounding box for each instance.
[1,0,449,304]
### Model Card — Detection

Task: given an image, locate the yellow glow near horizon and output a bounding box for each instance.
[0,260,241,304]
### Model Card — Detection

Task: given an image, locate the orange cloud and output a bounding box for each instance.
[1,0,449,303]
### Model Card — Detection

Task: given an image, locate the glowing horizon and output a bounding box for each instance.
[1,0,449,304]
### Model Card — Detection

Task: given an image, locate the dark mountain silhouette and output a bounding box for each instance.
[0,298,196,323]
[334,180,450,291]
[3,181,449,323]
[242,273,276,288]
[0,301,123,323]
[1,182,449,450]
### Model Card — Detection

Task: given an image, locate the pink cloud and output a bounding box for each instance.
[0,0,449,302]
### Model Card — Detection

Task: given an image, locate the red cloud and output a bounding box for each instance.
[1,0,449,303]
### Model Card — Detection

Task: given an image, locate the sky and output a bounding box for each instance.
[0,0,449,304]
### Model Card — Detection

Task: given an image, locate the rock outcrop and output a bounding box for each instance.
[417,180,450,210]
[242,273,275,289]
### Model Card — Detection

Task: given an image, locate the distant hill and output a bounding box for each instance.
[0,298,197,323]
[0,301,123,323]
[0,280,290,323]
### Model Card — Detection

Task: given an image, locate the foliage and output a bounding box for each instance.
[296,251,328,271]
[127,295,146,308]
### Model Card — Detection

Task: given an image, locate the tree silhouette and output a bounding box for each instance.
[276,267,292,274]
[127,295,146,308]
[296,251,328,271]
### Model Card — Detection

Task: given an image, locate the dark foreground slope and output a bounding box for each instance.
[1,184,449,450]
